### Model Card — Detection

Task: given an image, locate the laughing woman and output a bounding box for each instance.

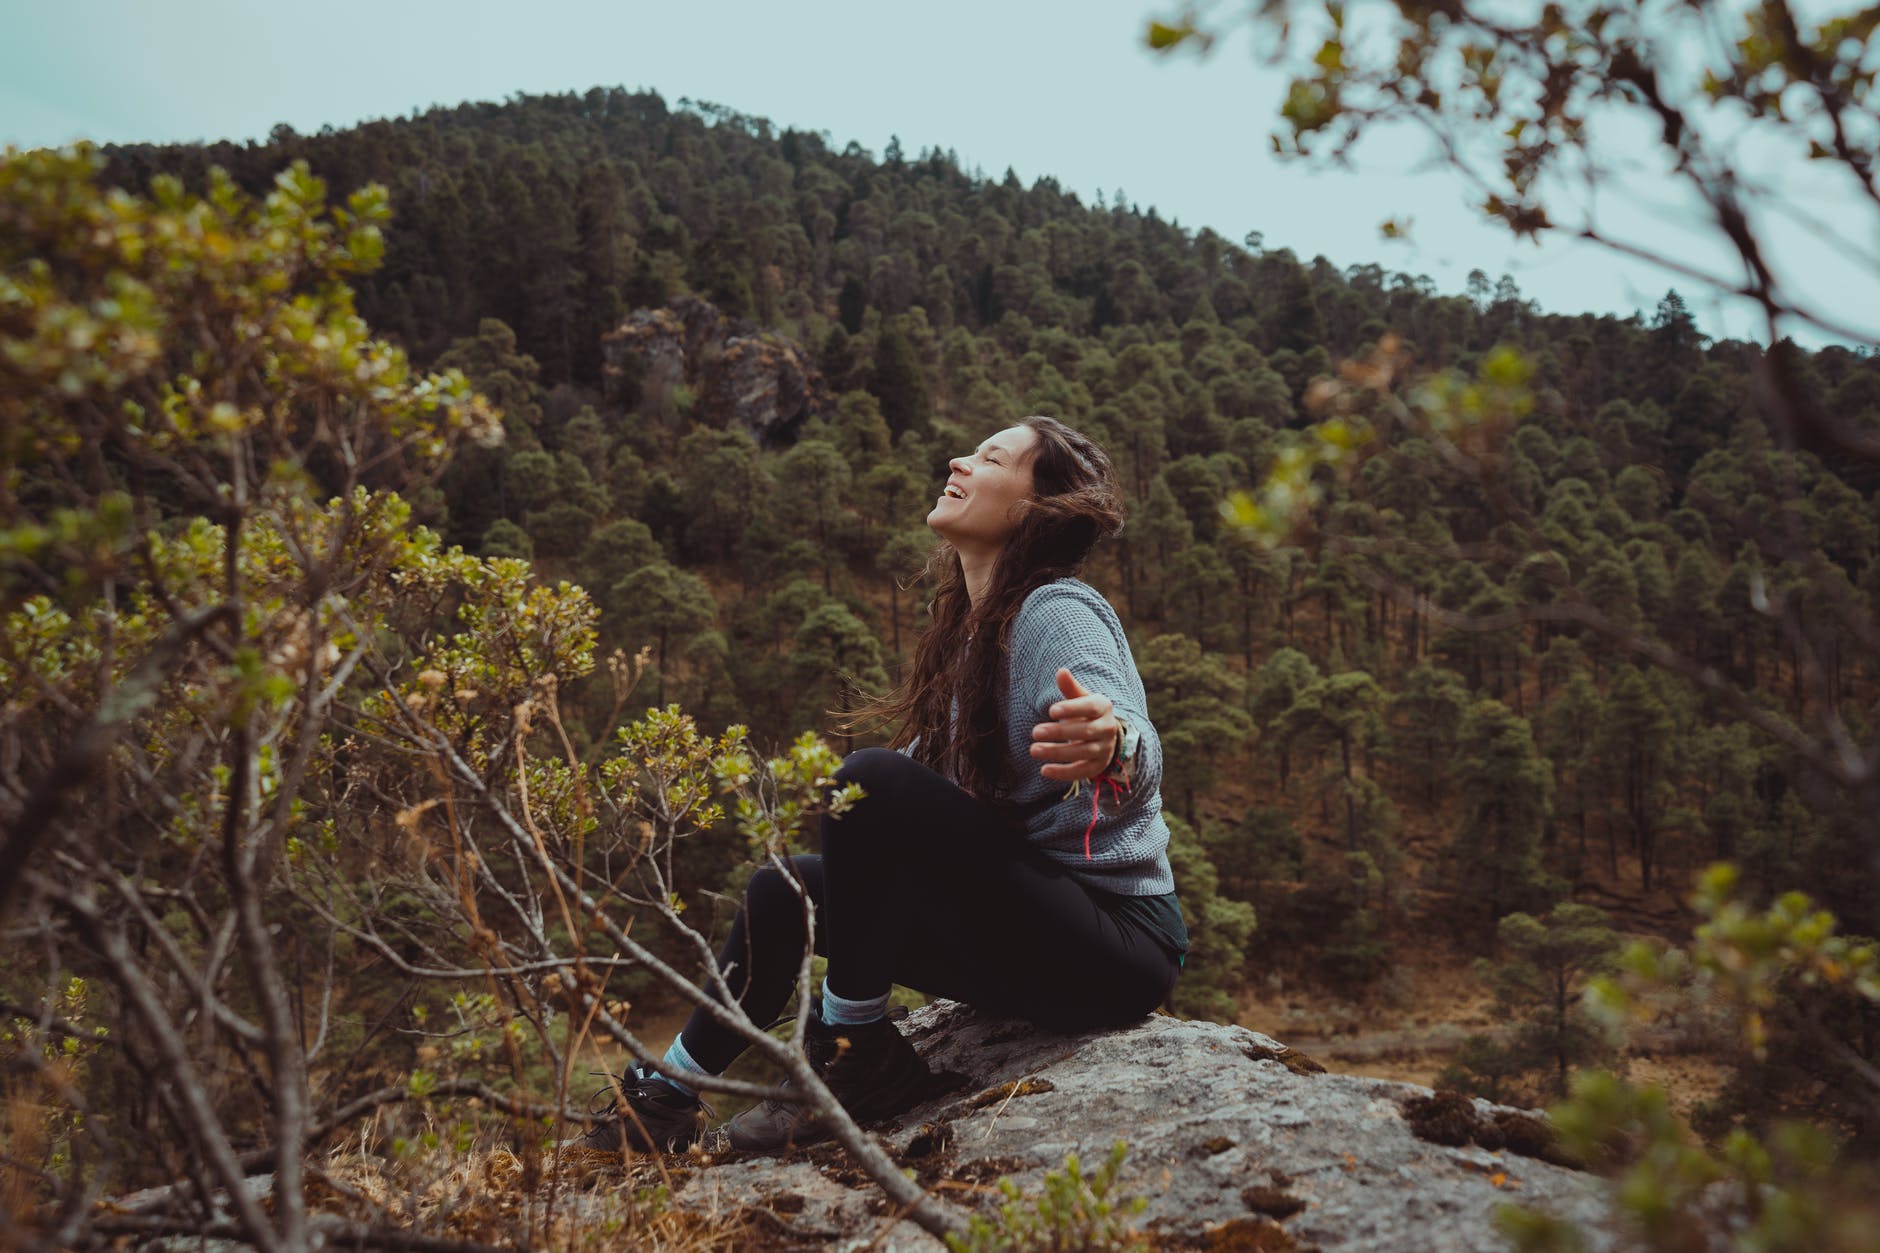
[581,414,1186,1154]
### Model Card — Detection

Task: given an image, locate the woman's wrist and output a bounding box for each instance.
[1107,715,1139,772]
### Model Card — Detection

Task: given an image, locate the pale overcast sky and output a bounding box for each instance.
[5,0,1873,348]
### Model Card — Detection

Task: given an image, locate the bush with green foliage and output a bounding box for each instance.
[946,1140,1148,1253]
[0,146,968,1250]
[1164,815,1257,1021]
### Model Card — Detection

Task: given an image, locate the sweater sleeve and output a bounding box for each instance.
[1009,584,1162,818]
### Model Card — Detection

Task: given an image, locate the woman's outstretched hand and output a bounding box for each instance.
[1029,668,1121,783]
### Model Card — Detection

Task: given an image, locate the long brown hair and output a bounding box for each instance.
[857,415,1126,801]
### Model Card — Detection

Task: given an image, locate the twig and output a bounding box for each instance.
[37,877,283,1253]
[423,729,970,1239]
[982,1081,1025,1142]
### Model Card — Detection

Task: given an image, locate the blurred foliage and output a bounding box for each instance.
[1497,867,1880,1251]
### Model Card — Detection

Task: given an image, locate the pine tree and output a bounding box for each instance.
[1137,634,1251,821]
[678,429,771,562]
[1168,544,1235,648]
[505,449,558,515]
[1596,666,1679,892]
[1668,545,1723,669]
[1129,477,1194,622]
[615,561,719,707]
[869,321,932,437]
[837,274,868,334]
[1449,698,1558,919]
[580,519,663,625]
[1265,261,1324,355]
[1440,905,1618,1102]
[1388,661,1469,806]
[834,391,896,471]
[821,324,861,392]
[479,518,533,560]
[436,317,546,546]
[789,602,888,747]
[1214,805,1303,901]
[520,167,582,381]
[857,460,920,534]
[1542,668,1602,875]
[875,529,934,656]
[779,438,854,592]
[1579,538,1642,636]
[1250,648,1321,788]
[1275,670,1387,852]
[1223,540,1280,672]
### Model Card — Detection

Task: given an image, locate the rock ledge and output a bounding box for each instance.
[666,1001,1615,1251]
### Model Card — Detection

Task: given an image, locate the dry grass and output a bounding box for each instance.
[311,1137,777,1251]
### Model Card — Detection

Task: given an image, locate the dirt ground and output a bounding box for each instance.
[1226,931,1731,1115]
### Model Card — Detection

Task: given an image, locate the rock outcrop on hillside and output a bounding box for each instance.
[664,1001,1615,1251]
[600,297,829,445]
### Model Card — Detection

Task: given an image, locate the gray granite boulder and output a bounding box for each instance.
[667,1000,1617,1251]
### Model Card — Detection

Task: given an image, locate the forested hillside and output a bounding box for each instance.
[6,81,1878,1248]
[106,86,1880,931]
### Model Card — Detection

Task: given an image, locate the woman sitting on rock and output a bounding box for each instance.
[580,414,1187,1155]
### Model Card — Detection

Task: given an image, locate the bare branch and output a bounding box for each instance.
[35,876,283,1253]
[420,728,967,1239]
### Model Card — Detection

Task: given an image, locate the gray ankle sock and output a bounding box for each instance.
[655,1034,709,1098]
[821,982,891,1026]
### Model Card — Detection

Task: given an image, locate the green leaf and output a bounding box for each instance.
[1146,20,1193,49]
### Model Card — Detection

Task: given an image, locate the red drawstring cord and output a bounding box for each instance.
[1080,769,1132,861]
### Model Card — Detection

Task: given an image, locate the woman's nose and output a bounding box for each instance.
[948,456,970,475]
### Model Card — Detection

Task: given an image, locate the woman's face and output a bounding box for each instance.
[927,423,1040,553]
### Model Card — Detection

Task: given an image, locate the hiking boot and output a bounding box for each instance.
[726,1015,932,1154]
[566,1065,709,1154]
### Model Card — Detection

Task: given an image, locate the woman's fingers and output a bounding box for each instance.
[1037,751,1113,781]
[1039,760,1108,782]
[1047,692,1112,721]
[1032,715,1116,743]
[1037,672,1119,781]
[1030,710,1119,782]
[1028,735,1111,763]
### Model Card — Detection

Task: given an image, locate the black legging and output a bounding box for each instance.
[679,747,1179,1074]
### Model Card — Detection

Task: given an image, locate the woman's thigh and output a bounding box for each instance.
[823,748,1175,1027]
[889,847,1176,1029]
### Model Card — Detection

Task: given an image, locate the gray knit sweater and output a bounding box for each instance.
[998,578,1174,896]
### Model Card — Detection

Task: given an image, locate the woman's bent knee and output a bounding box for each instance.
[827,748,925,852]
[743,857,821,926]
[834,746,908,796]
